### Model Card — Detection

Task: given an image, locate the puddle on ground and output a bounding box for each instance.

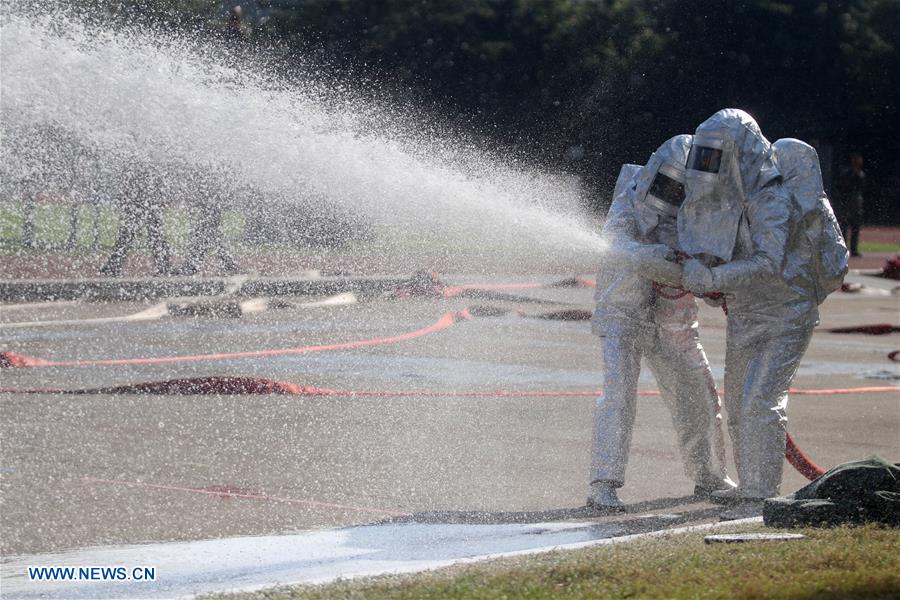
[0,508,719,600]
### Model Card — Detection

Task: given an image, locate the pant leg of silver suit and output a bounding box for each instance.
[723,316,815,499]
[590,331,646,487]
[644,293,727,486]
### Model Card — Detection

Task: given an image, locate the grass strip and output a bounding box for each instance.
[216,523,899,599]
[859,241,900,253]
[0,202,471,258]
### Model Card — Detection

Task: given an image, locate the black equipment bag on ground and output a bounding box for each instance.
[764,455,900,527]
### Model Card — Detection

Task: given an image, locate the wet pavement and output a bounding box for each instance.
[0,272,897,596]
[0,517,754,599]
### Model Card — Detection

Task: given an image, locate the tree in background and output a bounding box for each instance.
[82,0,899,222]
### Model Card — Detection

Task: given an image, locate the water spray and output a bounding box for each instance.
[1,7,606,269]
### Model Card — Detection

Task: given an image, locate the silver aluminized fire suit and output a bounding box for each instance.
[680,109,823,500]
[590,134,727,492]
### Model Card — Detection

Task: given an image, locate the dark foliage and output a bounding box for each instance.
[94,0,899,222]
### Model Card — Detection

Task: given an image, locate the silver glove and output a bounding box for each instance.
[639,244,676,263]
[682,259,716,293]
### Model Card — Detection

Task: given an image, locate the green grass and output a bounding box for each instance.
[0,201,269,257]
[859,241,900,253]
[0,200,501,259]
[0,202,118,252]
[4,200,896,260]
[215,524,899,600]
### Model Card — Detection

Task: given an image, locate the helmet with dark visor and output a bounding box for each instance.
[687,136,723,173]
[644,162,685,217]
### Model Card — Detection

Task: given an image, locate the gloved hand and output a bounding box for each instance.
[633,244,680,287]
[638,244,676,263]
[682,259,716,293]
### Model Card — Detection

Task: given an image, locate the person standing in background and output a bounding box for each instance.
[832,153,866,257]
[171,168,239,277]
[223,5,249,45]
[100,162,172,278]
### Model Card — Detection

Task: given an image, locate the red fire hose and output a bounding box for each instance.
[1,273,878,482]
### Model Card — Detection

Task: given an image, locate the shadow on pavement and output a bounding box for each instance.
[384,494,722,528]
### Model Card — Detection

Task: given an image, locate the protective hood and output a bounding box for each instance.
[771,138,823,217]
[613,163,642,201]
[679,109,781,261]
[633,134,692,237]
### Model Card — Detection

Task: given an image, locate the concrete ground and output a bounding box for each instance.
[1,274,898,558]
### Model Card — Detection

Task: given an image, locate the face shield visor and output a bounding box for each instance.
[686,138,724,174]
[679,131,745,261]
[683,133,726,214]
[644,162,686,218]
